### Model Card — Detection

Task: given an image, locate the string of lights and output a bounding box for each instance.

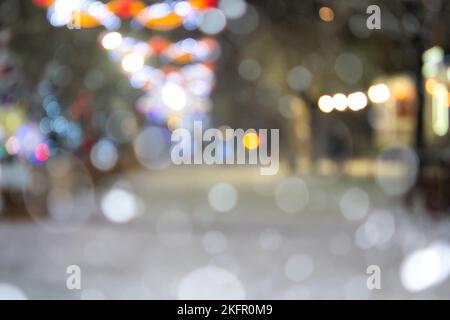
[30,0,243,167]
[33,0,220,31]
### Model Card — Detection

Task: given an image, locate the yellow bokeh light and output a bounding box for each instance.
[319,7,334,22]
[425,78,437,94]
[392,81,410,101]
[73,12,102,28]
[3,110,24,134]
[167,116,182,130]
[140,13,183,31]
[243,132,260,150]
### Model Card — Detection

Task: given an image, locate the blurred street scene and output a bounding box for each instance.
[1,0,450,299]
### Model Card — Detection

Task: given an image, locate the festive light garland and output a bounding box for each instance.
[100,33,220,66]
[99,32,218,102]
[33,0,218,31]
[96,30,219,125]
[134,62,214,119]
[32,0,243,146]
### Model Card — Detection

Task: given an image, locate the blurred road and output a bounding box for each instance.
[1,166,450,299]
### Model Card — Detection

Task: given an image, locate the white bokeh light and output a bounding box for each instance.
[101,188,140,223]
[332,93,348,111]
[0,283,27,300]
[90,139,118,171]
[275,177,309,213]
[339,187,370,221]
[347,91,368,111]
[400,241,450,292]
[161,82,187,111]
[199,9,227,34]
[178,266,245,299]
[208,183,238,212]
[318,95,334,113]
[219,0,247,19]
[121,52,144,73]
[368,84,390,103]
[101,32,122,50]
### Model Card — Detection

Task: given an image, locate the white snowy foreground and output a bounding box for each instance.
[0,166,449,299]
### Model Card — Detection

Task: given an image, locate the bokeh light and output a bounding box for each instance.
[339,187,370,221]
[347,91,368,111]
[243,132,259,150]
[178,266,245,299]
[121,52,144,73]
[275,177,309,213]
[332,93,348,111]
[208,183,238,212]
[368,84,391,104]
[101,31,122,50]
[401,241,450,293]
[318,95,334,113]
[1,0,449,301]
[318,7,334,22]
[101,187,141,223]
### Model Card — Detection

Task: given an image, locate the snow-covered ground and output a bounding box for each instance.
[1,166,449,299]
